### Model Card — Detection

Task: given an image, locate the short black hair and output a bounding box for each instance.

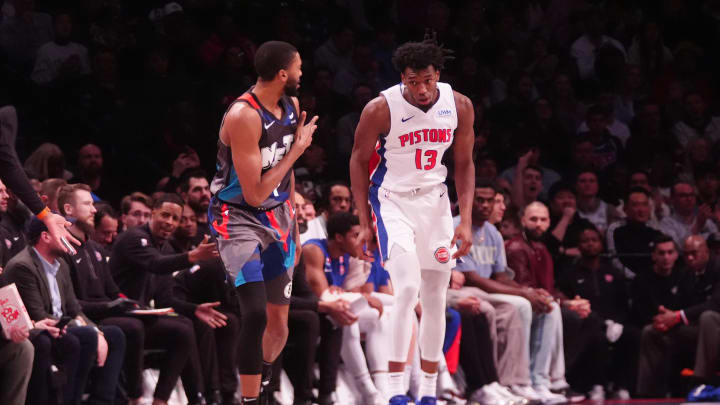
[327,212,359,240]
[548,181,575,201]
[179,168,208,193]
[625,186,651,204]
[152,193,184,209]
[94,202,117,225]
[254,41,298,81]
[651,233,676,252]
[475,178,497,193]
[392,40,448,73]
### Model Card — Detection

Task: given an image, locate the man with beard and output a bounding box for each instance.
[207,40,317,404]
[160,204,241,405]
[505,202,572,402]
[179,168,212,236]
[4,216,125,405]
[111,193,220,405]
[70,144,115,203]
[300,182,352,243]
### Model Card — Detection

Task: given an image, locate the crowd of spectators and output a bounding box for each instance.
[2,0,720,404]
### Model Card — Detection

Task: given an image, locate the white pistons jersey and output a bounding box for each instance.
[369,82,458,192]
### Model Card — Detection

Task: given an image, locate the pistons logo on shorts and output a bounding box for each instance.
[434,247,450,264]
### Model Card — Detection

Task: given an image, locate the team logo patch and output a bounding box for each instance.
[434,247,450,263]
[437,109,452,117]
[284,281,293,299]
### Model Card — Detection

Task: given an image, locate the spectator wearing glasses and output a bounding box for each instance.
[119,192,153,231]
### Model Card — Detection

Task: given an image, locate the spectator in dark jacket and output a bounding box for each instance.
[635,234,720,397]
[558,226,639,398]
[110,193,219,405]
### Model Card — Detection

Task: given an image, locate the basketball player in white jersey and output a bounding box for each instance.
[349,38,475,405]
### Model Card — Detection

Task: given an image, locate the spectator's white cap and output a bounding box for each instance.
[148,2,184,21]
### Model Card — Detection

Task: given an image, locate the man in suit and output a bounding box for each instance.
[3,217,125,405]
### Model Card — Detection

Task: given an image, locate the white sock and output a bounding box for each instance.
[388,371,405,398]
[417,371,438,400]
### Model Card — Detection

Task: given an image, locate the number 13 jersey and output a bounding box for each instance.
[369,82,458,192]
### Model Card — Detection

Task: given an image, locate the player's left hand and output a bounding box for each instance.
[451,222,472,259]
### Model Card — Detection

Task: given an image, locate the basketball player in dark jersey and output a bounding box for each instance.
[208,41,318,404]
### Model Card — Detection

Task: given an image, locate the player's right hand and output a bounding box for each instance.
[291,111,319,155]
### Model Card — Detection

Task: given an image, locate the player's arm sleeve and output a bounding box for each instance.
[0,127,46,214]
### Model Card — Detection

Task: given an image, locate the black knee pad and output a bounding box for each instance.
[236,282,268,374]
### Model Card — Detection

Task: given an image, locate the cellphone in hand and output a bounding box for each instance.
[61,236,77,256]
[55,316,73,330]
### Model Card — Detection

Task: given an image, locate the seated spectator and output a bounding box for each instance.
[0,179,31,262]
[304,213,393,403]
[557,226,639,400]
[504,202,575,402]
[297,212,361,405]
[659,181,719,247]
[627,20,673,78]
[335,83,373,174]
[577,106,624,173]
[0,322,34,405]
[61,188,203,405]
[0,0,53,73]
[161,204,240,404]
[31,11,91,85]
[178,168,211,235]
[332,43,380,98]
[575,170,620,235]
[450,181,543,403]
[607,187,663,279]
[570,10,626,81]
[511,159,544,210]
[694,164,720,207]
[313,25,353,75]
[625,100,681,175]
[545,181,594,267]
[300,182,351,243]
[70,144,115,203]
[92,203,118,250]
[672,91,720,147]
[23,143,72,181]
[119,192,153,231]
[616,170,670,221]
[577,94,632,147]
[39,178,67,213]
[635,235,720,397]
[111,193,219,405]
[4,217,125,405]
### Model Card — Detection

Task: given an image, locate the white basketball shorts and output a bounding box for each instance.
[368,182,456,271]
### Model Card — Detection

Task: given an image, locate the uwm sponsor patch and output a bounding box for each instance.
[434,246,450,263]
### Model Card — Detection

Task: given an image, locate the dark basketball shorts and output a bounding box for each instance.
[208,197,296,305]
